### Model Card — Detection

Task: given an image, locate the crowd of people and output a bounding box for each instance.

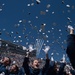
[0,52,24,67]
[0,52,74,75]
[0,26,75,75]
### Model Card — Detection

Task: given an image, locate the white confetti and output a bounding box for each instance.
[22,46,27,50]
[20,40,22,42]
[36,16,38,19]
[47,40,49,42]
[27,4,31,6]
[67,17,71,20]
[11,31,14,34]
[66,4,70,8]
[19,20,22,23]
[39,29,42,32]
[42,33,45,35]
[31,3,34,6]
[68,25,74,30]
[59,29,61,32]
[16,40,19,43]
[36,0,41,4]
[29,44,34,52]
[18,36,21,38]
[52,27,54,30]
[51,53,54,55]
[46,35,48,38]
[52,12,54,14]
[3,29,6,31]
[43,46,50,53]
[0,9,2,11]
[13,40,15,43]
[47,4,51,8]
[2,3,5,6]
[48,31,50,33]
[46,10,49,12]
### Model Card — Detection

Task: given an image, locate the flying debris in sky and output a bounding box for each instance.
[31,3,34,6]
[27,4,31,7]
[0,8,2,11]
[66,4,70,8]
[36,0,41,4]
[22,46,27,50]
[62,1,65,4]
[68,25,74,30]
[0,0,75,61]
[47,4,51,8]
[29,44,34,52]
[19,20,22,23]
[52,11,55,14]
[43,46,50,54]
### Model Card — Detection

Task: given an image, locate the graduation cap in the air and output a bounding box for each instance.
[36,0,41,4]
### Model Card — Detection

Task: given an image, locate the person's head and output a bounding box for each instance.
[54,63,59,72]
[32,59,40,69]
[2,57,11,66]
[10,64,19,73]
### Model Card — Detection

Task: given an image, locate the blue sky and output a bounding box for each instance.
[0,0,75,61]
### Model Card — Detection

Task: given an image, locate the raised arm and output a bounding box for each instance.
[22,52,30,75]
[42,53,50,75]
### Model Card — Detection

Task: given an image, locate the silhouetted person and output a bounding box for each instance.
[66,25,75,69]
